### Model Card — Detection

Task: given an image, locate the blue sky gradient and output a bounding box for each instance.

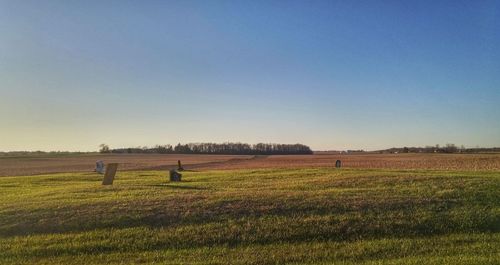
[1,0,499,151]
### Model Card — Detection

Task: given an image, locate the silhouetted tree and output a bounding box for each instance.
[99,144,110,153]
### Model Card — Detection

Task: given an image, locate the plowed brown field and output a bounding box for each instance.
[1,153,500,176]
[0,154,251,176]
[193,153,500,171]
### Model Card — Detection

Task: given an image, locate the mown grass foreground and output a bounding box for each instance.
[0,168,499,264]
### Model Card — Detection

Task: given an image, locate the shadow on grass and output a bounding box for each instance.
[3,212,500,259]
[147,184,208,190]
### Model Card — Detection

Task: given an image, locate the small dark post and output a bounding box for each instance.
[335,160,342,168]
[169,170,182,182]
[177,160,184,171]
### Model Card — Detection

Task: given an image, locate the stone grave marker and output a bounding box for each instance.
[102,163,119,185]
[169,170,182,182]
[335,160,342,168]
[95,160,105,174]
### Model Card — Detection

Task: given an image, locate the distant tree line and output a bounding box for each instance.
[378,144,500,154]
[100,142,313,155]
[0,151,90,157]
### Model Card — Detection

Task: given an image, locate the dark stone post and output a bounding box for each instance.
[335,160,342,168]
[177,160,184,171]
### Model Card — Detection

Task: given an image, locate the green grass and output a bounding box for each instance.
[0,168,499,264]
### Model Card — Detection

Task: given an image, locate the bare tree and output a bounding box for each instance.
[99,144,110,153]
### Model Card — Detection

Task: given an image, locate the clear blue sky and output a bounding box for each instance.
[1,0,499,151]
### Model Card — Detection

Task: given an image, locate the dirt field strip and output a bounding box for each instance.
[1,153,500,177]
[0,154,253,176]
[195,153,500,171]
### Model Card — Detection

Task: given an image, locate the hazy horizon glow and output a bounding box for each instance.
[1,0,500,152]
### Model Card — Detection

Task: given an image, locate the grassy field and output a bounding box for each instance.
[0,168,499,264]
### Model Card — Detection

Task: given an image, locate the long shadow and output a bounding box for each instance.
[146,184,208,190]
[5,211,500,259]
[2,196,499,240]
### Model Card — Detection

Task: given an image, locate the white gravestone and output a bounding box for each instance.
[95,161,105,174]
